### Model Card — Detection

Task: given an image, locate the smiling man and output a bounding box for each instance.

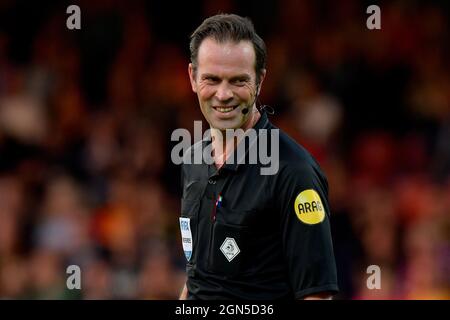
[189,37,262,131]
[179,14,339,300]
[187,20,267,167]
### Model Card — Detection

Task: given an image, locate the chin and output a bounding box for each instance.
[207,116,237,130]
[211,123,232,131]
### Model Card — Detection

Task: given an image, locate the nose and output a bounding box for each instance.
[215,83,233,102]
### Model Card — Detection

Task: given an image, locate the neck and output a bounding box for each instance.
[241,107,261,131]
[211,108,261,169]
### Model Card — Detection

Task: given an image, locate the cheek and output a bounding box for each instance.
[197,86,215,102]
[236,87,254,101]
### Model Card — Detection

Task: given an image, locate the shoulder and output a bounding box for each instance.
[181,139,208,183]
[182,139,206,167]
[269,124,328,191]
[277,127,324,176]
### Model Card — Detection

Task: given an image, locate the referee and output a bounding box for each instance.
[178,14,339,300]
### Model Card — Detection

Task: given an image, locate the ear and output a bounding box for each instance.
[188,63,197,93]
[256,69,267,95]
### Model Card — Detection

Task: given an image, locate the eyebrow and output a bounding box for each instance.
[201,73,251,81]
[230,74,251,81]
[201,73,220,80]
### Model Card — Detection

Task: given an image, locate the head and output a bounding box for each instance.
[188,14,267,130]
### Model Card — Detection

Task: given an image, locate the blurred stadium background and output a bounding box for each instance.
[0,0,448,299]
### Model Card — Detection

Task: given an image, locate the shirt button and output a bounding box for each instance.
[208,179,216,185]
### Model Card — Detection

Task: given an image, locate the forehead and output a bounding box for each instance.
[196,38,256,77]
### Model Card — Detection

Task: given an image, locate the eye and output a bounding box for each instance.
[231,78,248,86]
[203,76,220,84]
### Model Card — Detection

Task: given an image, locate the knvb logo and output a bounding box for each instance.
[220,237,240,262]
[171,121,280,175]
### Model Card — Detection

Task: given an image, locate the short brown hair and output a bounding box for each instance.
[190,13,267,84]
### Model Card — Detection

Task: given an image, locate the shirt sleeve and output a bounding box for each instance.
[275,162,339,299]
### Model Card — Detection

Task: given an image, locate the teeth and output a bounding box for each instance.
[215,107,234,113]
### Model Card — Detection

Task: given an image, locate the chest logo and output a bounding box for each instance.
[220,237,240,262]
[294,189,325,224]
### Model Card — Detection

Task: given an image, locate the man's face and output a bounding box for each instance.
[189,38,265,130]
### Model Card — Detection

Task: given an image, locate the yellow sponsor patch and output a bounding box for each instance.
[294,189,325,224]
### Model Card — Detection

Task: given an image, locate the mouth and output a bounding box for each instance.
[212,106,238,113]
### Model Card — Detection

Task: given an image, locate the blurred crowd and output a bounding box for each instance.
[0,0,448,299]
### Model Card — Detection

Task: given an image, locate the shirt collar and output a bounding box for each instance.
[221,110,270,172]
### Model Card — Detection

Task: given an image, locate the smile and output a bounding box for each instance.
[213,106,238,113]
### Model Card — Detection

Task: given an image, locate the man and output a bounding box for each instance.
[178,13,338,300]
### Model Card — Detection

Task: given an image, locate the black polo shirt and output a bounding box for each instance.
[179,111,339,300]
